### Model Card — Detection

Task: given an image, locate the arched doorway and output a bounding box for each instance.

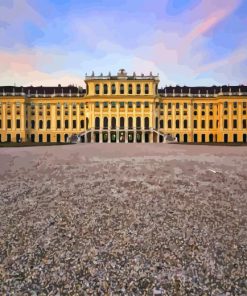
[176,134,180,142]
[194,134,197,143]
[209,134,213,142]
[184,134,188,143]
[64,134,68,143]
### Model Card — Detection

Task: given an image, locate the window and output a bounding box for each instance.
[233,110,237,116]
[7,120,11,129]
[47,103,50,109]
[160,103,164,109]
[47,134,51,142]
[111,84,116,94]
[194,120,197,129]
[120,117,124,129]
[224,102,228,108]
[144,117,149,129]
[111,102,116,108]
[224,119,228,129]
[57,103,60,109]
[194,111,197,116]
[194,103,197,109]
[31,120,35,129]
[128,117,133,129]
[47,120,51,129]
[233,120,237,129]
[95,102,99,108]
[168,120,172,128]
[16,119,20,129]
[111,117,116,129]
[128,84,132,94]
[144,102,149,108]
[128,102,133,108]
[95,117,100,129]
[224,110,228,115]
[72,103,76,109]
[201,120,205,129]
[184,120,187,129]
[103,117,108,129]
[243,102,246,108]
[168,103,172,109]
[80,103,84,109]
[202,103,205,109]
[209,111,213,116]
[233,102,237,108]
[243,120,246,129]
[209,120,213,129]
[136,84,141,95]
[103,84,108,95]
[176,103,179,109]
[184,103,187,109]
[120,84,124,95]
[160,120,164,128]
[57,120,60,129]
[136,117,141,129]
[103,102,108,108]
[120,102,124,108]
[176,120,179,129]
[209,103,213,110]
[73,120,76,129]
[95,84,100,95]
[145,84,149,94]
[65,120,69,129]
[39,120,43,129]
[81,120,84,129]
[136,102,141,108]
[201,111,205,116]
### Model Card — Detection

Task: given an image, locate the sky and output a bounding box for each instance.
[0,0,247,87]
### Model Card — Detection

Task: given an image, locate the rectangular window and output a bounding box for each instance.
[160,103,164,109]
[73,120,76,129]
[183,120,187,128]
[194,103,197,109]
[209,120,213,129]
[120,102,124,108]
[128,102,133,108]
[7,119,11,129]
[168,103,172,109]
[95,102,99,108]
[57,120,61,129]
[176,103,179,109]
[233,102,237,108]
[16,119,20,129]
[65,120,68,129]
[201,120,205,129]
[103,102,108,108]
[194,120,197,129]
[136,102,141,108]
[202,103,205,109]
[111,102,116,108]
[243,120,247,129]
[233,120,237,129]
[144,102,149,108]
[243,102,246,108]
[184,103,187,109]
[224,120,228,129]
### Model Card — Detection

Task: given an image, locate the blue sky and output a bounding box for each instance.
[0,0,247,86]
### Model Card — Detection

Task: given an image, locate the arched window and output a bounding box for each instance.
[136,117,141,129]
[176,120,179,129]
[160,120,164,128]
[111,117,116,129]
[103,117,108,129]
[95,117,100,129]
[47,120,51,129]
[136,84,141,95]
[144,117,149,129]
[120,84,124,95]
[128,117,133,129]
[39,120,43,129]
[128,84,132,94]
[111,84,116,94]
[120,117,125,129]
[145,84,149,94]
[31,120,35,129]
[103,84,108,95]
[95,84,100,95]
[80,120,84,129]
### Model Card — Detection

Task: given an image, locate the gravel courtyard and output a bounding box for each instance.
[0,143,247,295]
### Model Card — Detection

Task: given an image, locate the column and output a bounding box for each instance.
[61,104,64,130]
[116,130,119,143]
[12,103,16,130]
[69,103,72,130]
[91,131,94,143]
[21,102,25,130]
[108,130,111,143]
[76,103,80,131]
[2,103,6,130]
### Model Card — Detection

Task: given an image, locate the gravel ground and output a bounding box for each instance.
[0,143,247,295]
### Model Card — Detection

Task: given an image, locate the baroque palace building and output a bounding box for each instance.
[0,69,247,144]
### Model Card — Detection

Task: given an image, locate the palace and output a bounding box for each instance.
[0,69,247,144]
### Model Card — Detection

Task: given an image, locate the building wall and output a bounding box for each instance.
[0,84,247,143]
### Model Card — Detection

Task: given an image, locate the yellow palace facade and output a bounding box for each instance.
[0,69,247,144]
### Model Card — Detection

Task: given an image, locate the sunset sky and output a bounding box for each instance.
[0,0,247,87]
